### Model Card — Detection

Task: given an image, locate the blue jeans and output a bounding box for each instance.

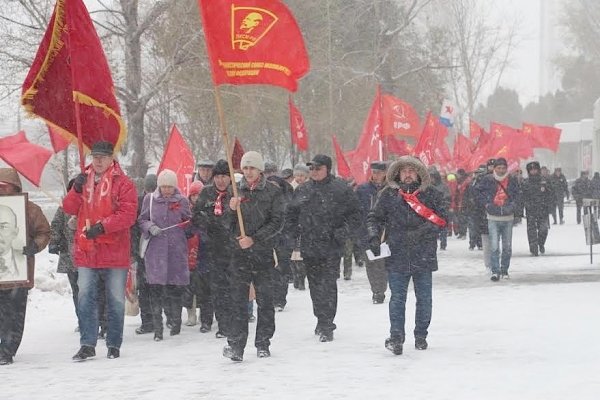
[488,219,513,274]
[77,267,128,349]
[388,270,432,339]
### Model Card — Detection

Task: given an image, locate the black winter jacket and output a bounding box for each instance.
[522,175,555,217]
[287,174,360,259]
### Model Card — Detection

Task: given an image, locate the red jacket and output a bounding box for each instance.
[62,162,138,268]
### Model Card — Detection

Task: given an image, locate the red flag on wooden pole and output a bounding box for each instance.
[0,131,53,186]
[198,0,310,92]
[21,0,125,160]
[289,96,309,151]
[158,124,196,196]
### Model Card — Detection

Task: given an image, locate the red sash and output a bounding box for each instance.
[399,189,447,228]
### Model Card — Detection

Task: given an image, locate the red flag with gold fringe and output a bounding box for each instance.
[198,0,309,92]
[21,0,125,152]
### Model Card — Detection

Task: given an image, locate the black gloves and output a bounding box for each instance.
[85,223,105,240]
[73,173,87,193]
[22,242,38,256]
[48,244,62,255]
[369,236,381,257]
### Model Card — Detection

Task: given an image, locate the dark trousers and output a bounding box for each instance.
[291,260,306,289]
[439,227,447,249]
[576,200,588,224]
[182,270,214,326]
[149,284,184,335]
[526,213,549,252]
[552,196,564,223]
[456,211,468,236]
[366,258,387,298]
[209,251,232,336]
[136,260,153,329]
[228,249,275,353]
[305,256,339,334]
[67,270,79,326]
[468,216,482,248]
[272,246,292,307]
[0,288,28,358]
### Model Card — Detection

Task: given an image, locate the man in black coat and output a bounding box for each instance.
[521,161,554,256]
[367,156,446,355]
[224,152,283,362]
[192,160,234,339]
[572,171,592,224]
[356,162,389,303]
[549,167,569,224]
[287,154,360,342]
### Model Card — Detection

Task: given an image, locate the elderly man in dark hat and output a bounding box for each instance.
[367,156,447,355]
[63,141,138,361]
[287,154,360,342]
[521,161,554,256]
[356,161,389,304]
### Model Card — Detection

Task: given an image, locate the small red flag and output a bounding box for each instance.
[381,94,421,137]
[21,0,125,152]
[413,112,448,166]
[0,131,53,186]
[289,97,308,151]
[453,134,473,170]
[47,124,71,153]
[158,124,196,196]
[332,135,352,179]
[522,123,561,152]
[197,0,310,92]
[232,137,245,170]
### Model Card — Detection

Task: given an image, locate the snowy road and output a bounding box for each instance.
[4,218,600,399]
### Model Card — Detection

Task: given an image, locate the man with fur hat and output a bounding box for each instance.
[63,141,138,361]
[367,156,447,355]
[521,161,554,256]
[0,168,50,365]
[356,161,389,304]
[192,159,234,340]
[287,154,360,343]
[475,157,520,281]
[224,151,283,361]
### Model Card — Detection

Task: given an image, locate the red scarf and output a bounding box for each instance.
[399,189,447,228]
[77,163,116,250]
[214,190,226,216]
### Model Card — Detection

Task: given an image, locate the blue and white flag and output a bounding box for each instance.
[439,99,456,128]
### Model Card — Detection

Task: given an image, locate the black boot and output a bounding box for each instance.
[72,345,96,361]
[385,336,404,355]
[415,337,428,350]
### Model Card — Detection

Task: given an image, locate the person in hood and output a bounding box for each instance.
[475,157,520,281]
[367,156,447,356]
[62,141,138,361]
[287,154,361,343]
[224,151,284,362]
[0,168,50,365]
[138,169,191,341]
[521,161,554,256]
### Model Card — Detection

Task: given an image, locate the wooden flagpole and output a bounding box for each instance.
[213,85,246,237]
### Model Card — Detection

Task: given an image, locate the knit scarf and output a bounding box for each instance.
[398,189,447,228]
[214,190,226,216]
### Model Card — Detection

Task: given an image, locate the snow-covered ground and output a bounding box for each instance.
[4,210,600,399]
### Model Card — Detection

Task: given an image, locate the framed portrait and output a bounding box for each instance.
[0,193,32,289]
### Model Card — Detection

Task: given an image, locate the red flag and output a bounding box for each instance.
[469,120,484,142]
[332,135,352,179]
[489,123,533,160]
[0,131,53,186]
[47,124,71,153]
[348,87,384,184]
[453,134,473,170]
[289,96,308,151]
[387,135,412,156]
[158,124,196,196]
[21,0,125,152]
[198,0,310,92]
[413,112,448,166]
[522,123,562,152]
[232,137,245,170]
[381,94,421,137]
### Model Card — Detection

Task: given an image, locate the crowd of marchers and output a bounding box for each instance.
[0,140,581,365]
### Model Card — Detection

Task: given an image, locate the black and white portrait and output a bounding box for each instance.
[0,196,28,284]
